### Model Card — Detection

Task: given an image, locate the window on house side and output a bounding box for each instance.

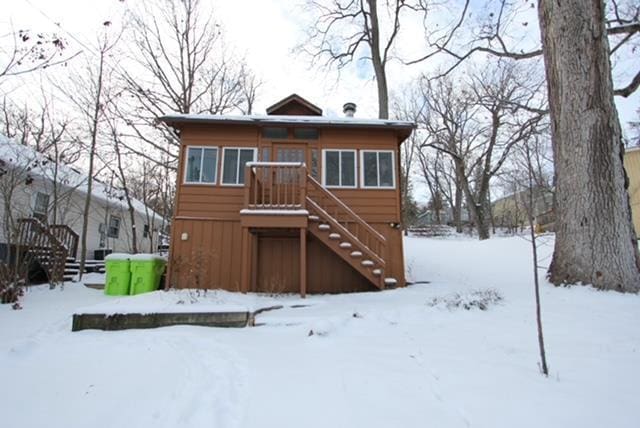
[323,150,356,188]
[108,215,121,238]
[361,150,395,188]
[222,148,257,185]
[185,147,218,184]
[33,192,50,222]
[143,224,150,238]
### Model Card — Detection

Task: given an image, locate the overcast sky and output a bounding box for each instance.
[3,0,638,125]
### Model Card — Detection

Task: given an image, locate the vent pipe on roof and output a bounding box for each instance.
[343,102,356,117]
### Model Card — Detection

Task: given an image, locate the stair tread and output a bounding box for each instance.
[350,251,362,257]
[328,233,341,240]
[318,224,330,230]
[339,242,352,248]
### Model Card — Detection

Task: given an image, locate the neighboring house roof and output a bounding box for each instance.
[159,113,415,142]
[266,94,323,116]
[0,134,161,221]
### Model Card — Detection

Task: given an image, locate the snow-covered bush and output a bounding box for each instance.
[427,289,503,311]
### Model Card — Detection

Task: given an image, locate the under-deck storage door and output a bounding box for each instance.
[256,236,300,293]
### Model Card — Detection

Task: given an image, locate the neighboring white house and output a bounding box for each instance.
[0,135,165,261]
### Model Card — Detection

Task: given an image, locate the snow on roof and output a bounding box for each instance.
[0,134,162,221]
[159,113,415,131]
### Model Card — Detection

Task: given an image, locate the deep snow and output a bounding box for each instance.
[1,235,639,428]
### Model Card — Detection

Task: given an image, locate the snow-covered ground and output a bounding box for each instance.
[1,235,639,428]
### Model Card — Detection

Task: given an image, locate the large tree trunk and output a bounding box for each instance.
[539,0,640,292]
[367,0,389,119]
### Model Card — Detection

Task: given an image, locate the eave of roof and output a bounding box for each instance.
[158,113,416,142]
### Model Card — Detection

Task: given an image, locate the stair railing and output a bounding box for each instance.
[49,224,79,259]
[306,175,387,265]
[17,218,68,284]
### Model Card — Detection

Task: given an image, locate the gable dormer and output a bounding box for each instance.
[266,94,323,116]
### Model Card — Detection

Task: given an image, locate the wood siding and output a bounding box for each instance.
[169,122,407,293]
[624,148,640,238]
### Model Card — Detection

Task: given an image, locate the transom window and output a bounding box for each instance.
[322,149,356,188]
[293,128,319,140]
[361,150,395,188]
[262,127,288,139]
[185,147,218,184]
[222,148,257,185]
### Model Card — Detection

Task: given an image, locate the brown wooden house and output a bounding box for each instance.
[160,94,414,296]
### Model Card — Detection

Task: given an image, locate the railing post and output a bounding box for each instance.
[243,165,252,208]
[300,164,307,209]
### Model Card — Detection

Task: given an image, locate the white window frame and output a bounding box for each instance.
[221,147,258,186]
[360,150,396,189]
[321,149,358,189]
[183,146,219,185]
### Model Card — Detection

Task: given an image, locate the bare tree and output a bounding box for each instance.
[539,0,640,291]
[301,0,418,119]
[408,0,640,290]
[116,0,260,168]
[0,26,79,81]
[57,29,118,279]
[418,61,545,239]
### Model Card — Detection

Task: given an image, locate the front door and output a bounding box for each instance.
[272,144,306,206]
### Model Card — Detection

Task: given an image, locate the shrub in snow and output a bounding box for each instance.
[427,289,503,311]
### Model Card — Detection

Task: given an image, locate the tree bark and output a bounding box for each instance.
[539,0,640,292]
[366,0,389,119]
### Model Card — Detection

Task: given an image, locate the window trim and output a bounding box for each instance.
[360,149,396,189]
[221,147,258,187]
[183,146,219,185]
[321,149,358,189]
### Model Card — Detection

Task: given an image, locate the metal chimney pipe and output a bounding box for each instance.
[343,102,356,117]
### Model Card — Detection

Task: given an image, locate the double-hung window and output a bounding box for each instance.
[222,148,257,185]
[361,150,395,188]
[107,215,121,238]
[184,147,218,184]
[322,149,357,188]
[33,192,50,222]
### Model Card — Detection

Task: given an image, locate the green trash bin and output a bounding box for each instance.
[129,254,167,295]
[104,253,132,296]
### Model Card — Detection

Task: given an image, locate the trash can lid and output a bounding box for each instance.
[105,253,131,261]
[129,253,167,262]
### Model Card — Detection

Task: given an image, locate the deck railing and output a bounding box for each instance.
[244,162,307,210]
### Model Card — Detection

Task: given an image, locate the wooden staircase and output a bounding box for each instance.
[243,163,397,291]
[17,218,79,285]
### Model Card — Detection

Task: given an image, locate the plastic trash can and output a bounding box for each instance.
[129,254,167,295]
[104,253,132,296]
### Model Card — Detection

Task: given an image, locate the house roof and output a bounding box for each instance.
[0,134,162,221]
[159,113,416,142]
[266,94,323,116]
